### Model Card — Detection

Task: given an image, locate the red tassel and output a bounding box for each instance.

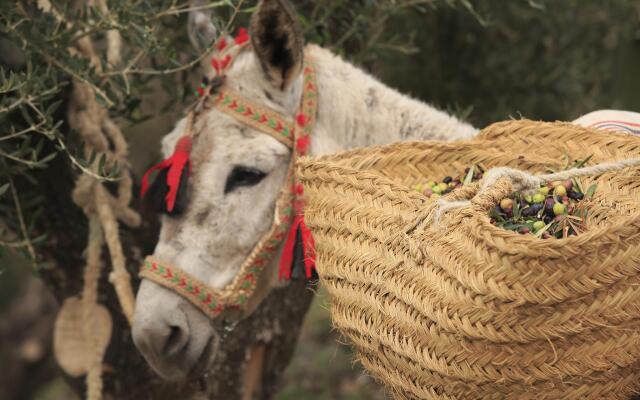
[140,159,170,197]
[299,217,316,278]
[279,213,316,280]
[141,135,193,213]
[278,215,299,280]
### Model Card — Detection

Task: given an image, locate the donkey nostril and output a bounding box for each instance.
[163,324,190,357]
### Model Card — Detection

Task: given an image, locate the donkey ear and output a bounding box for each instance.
[188,0,218,53]
[250,0,304,91]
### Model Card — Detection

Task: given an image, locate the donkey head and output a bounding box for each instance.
[132,0,308,380]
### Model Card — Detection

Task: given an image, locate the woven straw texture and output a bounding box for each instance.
[297,120,640,400]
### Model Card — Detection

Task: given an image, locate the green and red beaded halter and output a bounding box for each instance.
[139,28,318,319]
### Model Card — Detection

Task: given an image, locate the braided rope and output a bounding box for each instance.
[433,157,640,224]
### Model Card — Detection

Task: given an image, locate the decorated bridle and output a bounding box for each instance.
[139,28,316,319]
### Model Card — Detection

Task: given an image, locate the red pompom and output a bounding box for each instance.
[296,136,310,155]
[296,113,308,127]
[235,28,250,45]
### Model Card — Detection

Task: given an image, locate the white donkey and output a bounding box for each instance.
[132,0,476,381]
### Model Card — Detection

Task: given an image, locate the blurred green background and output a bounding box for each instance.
[1,0,639,399]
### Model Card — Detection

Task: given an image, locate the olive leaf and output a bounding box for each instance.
[575,155,593,169]
[512,196,522,220]
[534,221,554,237]
[463,165,475,186]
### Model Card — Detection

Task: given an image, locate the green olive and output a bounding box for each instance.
[532,193,545,203]
[553,203,566,216]
[533,221,545,231]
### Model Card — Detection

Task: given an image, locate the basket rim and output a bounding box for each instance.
[299,119,640,169]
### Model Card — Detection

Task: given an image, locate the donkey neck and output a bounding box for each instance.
[306,45,477,156]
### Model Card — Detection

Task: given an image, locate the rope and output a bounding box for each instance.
[94,185,136,323]
[58,1,139,398]
[433,157,640,224]
[95,0,123,67]
[83,216,105,400]
[68,79,140,398]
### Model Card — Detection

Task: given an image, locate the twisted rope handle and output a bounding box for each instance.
[433,157,640,224]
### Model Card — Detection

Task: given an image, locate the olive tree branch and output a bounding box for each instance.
[8,174,37,262]
[99,0,247,78]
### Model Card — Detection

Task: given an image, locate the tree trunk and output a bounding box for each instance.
[33,117,315,399]
[0,275,59,400]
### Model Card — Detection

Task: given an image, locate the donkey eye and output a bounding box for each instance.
[225,166,267,194]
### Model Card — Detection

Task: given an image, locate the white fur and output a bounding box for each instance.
[133,40,477,380]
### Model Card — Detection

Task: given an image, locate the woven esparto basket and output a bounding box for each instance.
[297,120,640,400]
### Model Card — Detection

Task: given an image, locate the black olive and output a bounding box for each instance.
[443,176,453,184]
[523,204,543,217]
[568,190,584,201]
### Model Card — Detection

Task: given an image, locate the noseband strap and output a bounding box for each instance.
[140,49,318,318]
[141,257,226,318]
